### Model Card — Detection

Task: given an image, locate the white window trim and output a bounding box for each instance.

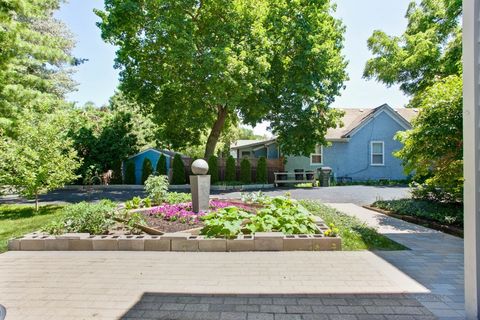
[310,145,323,165]
[370,141,385,166]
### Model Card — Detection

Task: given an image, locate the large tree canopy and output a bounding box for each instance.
[96,0,348,157]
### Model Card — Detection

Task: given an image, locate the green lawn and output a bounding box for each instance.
[371,199,463,228]
[300,200,406,251]
[0,204,64,252]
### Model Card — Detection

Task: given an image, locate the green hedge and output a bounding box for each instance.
[171,154,186,185]
[208,155,219,183]
[156,154,167,175]
[141,158,153,184]
[225,155,236,181]
[240,158,251,183]
[124,161,136,184]
[256,156,267,183]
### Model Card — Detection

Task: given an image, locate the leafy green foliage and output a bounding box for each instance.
[241,191,271,205]
[225,155,236,182]
[124,212,147,234]
[144,175,169,204]
[141,158,153,184]
[171,154,186,185]
[96,0,347,157]
[165,192,192,204]
[0,112,81,210]
[395,76,463,201]
[201,207,252,239]
[208,155,219,183]
[372,199,463,227]
[156,154,167,175]
[240,158,251,184]
[301,201,405,251]
[124,161,136,184]
[43,201,116,235]
[256,156,267,183]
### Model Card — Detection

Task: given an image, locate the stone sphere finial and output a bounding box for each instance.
[191,159,209,175]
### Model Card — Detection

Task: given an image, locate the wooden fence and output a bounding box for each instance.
[181,158,284,184]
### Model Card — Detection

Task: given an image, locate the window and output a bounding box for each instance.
[241,151,251,158]
[371,141,384,166]
[310,145,323,165]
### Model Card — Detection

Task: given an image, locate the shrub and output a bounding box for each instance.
[156,154,167,175]
[256,156,267,183]
[208,155,219,183]
[124,161,136,184]
[240,158,251,184]
[165,192,192,204]
[43,200,116,235]
[145,175,169,204]
[225,155,236,181]
[171,154,186,185]
[141,158,153,184]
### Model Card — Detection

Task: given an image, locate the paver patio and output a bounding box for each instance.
[0,204,464,320]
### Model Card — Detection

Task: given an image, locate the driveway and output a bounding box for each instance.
[0,185,410,206]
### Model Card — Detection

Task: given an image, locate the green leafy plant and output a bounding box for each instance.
[132,196,142,208]
[125,212,146,234]
[171,154,186,185]
[141,158,153,184]
[156,154,168,175]
[43,200,116,235]
[225,155,236,181]
[143,197,152,208]
[144,175,169,204]
[201,207,253,239]
[240,158,251,184]
[124,160,136,184]
[256,156,267,184]
[165,192,191,204]
[208,155,219,183]
[241,191,271,205]
[324,223,339,237]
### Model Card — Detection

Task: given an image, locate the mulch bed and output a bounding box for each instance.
[142,215,203,233]
[363,205,463,238]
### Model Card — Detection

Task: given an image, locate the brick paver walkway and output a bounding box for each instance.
[0,204,464,320]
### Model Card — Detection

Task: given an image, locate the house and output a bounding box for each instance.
[230,104,418,181]
[123,148,181,184]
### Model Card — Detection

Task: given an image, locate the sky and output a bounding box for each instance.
[56,0,412,135]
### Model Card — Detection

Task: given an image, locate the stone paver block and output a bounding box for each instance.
[118,236,145,251]
[45,238,69,251]
[247,313,274,320]
[227,236,255,252]
[283,235,312,251]
[92,236,119,251]
[7,239,20,251]
[20,237,47,250]
[254,232,284,251]
[68,238,93,251]
[171,236,199,252]
[144,237,170,251]
[312,235,342,251]
[220,311,247,320]
[161,233,191,239]
[57,233,90,239]
[199,238,227,252]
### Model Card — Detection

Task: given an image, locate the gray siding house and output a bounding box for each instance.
[231,104,417,181]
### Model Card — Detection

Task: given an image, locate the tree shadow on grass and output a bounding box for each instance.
[0,205,61,221]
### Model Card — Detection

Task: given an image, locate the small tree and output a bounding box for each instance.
[225,155,236,182]
[171,154,186,185]
[156,153,167,175]
[240,158,251,184]
[124,161,136,184]
[256,157,268,184]
[141,158,153,184]
[145,175,169,204]
[0,112,80,211]
[208,155,219,183]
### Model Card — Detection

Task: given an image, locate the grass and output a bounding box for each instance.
[0,204,64,252]
[371,199,463,228]
[300,200,406,251]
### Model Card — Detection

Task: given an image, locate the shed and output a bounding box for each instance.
[123,148,177,185]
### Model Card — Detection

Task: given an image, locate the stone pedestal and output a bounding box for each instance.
[190,175,210,213]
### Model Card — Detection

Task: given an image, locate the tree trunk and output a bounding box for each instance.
[35,192,39,212]
[204,105,228,158]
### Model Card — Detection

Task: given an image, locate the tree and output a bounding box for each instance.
[225,156,236,182]
[141,158,153,184]
[0,112,80,210]
[124,160,136,184]
[256,157,268,184]
[364,0,463,200]
[156,154,167,175]
[395,75,462,201]
[208,155,219,184]
[171,154,186,185]
[240,158,252,184]
[96,0,347,158]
